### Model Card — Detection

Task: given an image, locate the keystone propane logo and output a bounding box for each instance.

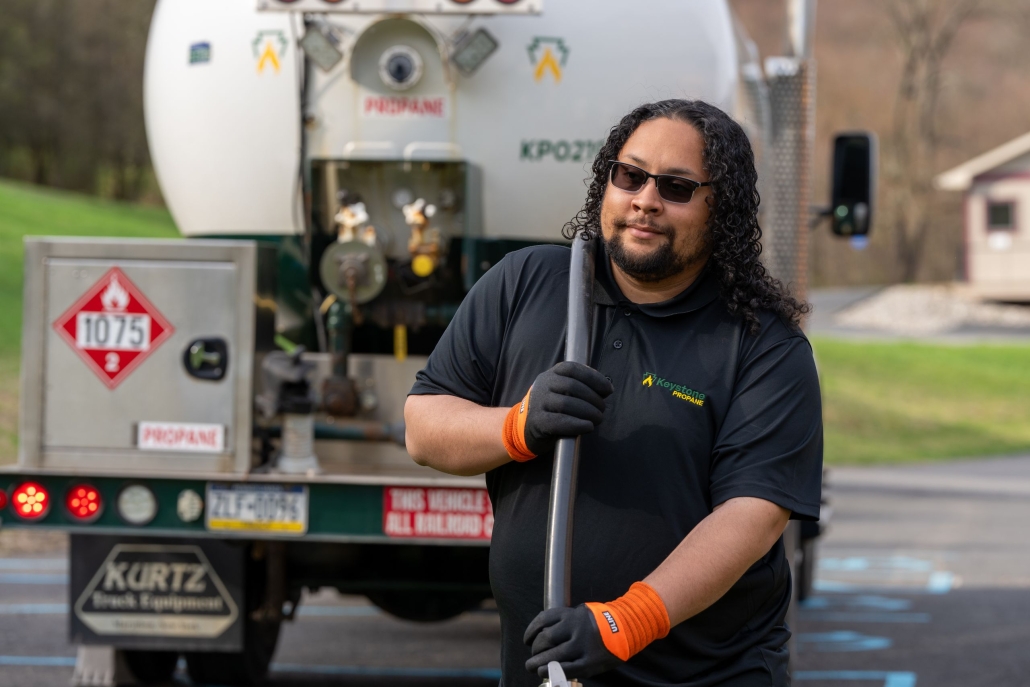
[642,372,706,408]
[74,544,238,638]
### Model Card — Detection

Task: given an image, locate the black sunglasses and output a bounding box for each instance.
[608,160,711,204]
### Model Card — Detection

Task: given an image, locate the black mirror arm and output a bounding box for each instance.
[808,204,834,230]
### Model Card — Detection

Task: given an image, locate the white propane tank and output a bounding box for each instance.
[144,0,740,240]
[144,0,303,236]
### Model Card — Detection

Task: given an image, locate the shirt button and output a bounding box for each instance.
[605,376,612,383]
[613,340,623,349]
[624,309,632,316]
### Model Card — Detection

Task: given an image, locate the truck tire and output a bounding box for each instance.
[123,650,179,685]
[185,543,282,686]
[366,590,486,622]
[184,615,280,686]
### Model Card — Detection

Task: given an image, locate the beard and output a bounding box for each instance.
[602,218,710,283]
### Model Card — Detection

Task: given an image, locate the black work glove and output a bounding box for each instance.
[524,605,622,679]
[523,361,613,456]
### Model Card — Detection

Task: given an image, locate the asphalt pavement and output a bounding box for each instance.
[2,455,1030,686]
[795,454,1030,687]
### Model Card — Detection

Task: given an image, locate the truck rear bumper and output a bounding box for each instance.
[0,469,492,546]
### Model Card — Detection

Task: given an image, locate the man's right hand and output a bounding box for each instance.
[503,361,614,461]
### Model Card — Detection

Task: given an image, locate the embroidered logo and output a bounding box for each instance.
[642,372,706,407]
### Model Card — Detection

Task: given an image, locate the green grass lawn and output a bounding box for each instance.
[813,337,1030,464]
[0,179,178,358]
[0,179,178,459]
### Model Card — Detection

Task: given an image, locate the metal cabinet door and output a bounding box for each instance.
[35,255,244,474]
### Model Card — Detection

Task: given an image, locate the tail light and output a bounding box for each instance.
[11,482,50,520]
[0,489,7,511]
[66,484,103,523]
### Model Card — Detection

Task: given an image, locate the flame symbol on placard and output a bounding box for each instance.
[101,275,129,312]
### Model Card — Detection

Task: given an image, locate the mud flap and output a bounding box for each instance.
[69,535,245,652]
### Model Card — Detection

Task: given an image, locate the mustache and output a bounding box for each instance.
[612,217,673,235]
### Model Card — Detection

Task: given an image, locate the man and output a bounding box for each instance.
[404,99,822,686]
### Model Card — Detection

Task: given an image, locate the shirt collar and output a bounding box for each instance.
[593,238,721,317]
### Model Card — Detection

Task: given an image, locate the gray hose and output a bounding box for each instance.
[543,233,596,611]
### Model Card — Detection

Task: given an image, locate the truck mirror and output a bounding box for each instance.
[830,132,877,237]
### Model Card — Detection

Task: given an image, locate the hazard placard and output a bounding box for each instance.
[52,267,174,389]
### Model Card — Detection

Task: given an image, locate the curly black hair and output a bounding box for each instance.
[563,99,809,333]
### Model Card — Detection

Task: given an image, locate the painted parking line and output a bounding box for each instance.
[0,603,67,615]
[800,591,928,622]
[798,611,930,623]
[0,559,66,570]
[295,605,379,617]
[801,595,912,611]
[798,631,892,652]
[0,655,76,667]
[925,571,954,594]
[0,602,489,617]
[794,670,916,687]
[0,573,68,584]
[0,656,502,679]
[815,555,955,595]
[813,580,951,596]
[270,663,502,679]
[820,556,934,573]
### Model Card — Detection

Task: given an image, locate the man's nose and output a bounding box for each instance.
[631,177,664,214]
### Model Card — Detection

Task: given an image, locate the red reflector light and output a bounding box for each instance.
[0,489,7,511]
[65,484,103,522]
[11,482,50,520]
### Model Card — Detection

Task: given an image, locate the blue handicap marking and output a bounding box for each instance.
[798,631,892,652]
[925,571,953,594]
[815,554,954,594]
[801,595,912,611]
[800,594,928,623]
[794,671,916,687]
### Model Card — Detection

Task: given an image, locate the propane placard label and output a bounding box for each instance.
[52,267,174,389]
[70,538,243,650]
[138,422,225,453]
[362,94,450,119]
[383,487,493,540]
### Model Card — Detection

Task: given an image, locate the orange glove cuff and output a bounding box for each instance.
[501,388,536,462]
[585,582,671,662]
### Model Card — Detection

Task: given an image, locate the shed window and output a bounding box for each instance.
[987,201,1015,231]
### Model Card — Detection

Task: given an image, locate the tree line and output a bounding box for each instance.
[0,0,156,201]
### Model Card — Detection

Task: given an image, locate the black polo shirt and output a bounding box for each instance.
[409,244,823,687]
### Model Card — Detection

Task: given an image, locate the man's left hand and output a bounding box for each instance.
[524,605,622,678]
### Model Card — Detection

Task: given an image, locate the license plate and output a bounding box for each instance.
[206,483,308,535]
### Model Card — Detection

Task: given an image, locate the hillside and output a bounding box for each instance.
[0,180,178,358]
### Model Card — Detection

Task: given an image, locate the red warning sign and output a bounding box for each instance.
[383,487,493,541]
[53,267,174,389]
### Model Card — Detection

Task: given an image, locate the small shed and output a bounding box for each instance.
[936,132,1030,301]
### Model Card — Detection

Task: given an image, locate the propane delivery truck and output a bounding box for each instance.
[0,0,873,684]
